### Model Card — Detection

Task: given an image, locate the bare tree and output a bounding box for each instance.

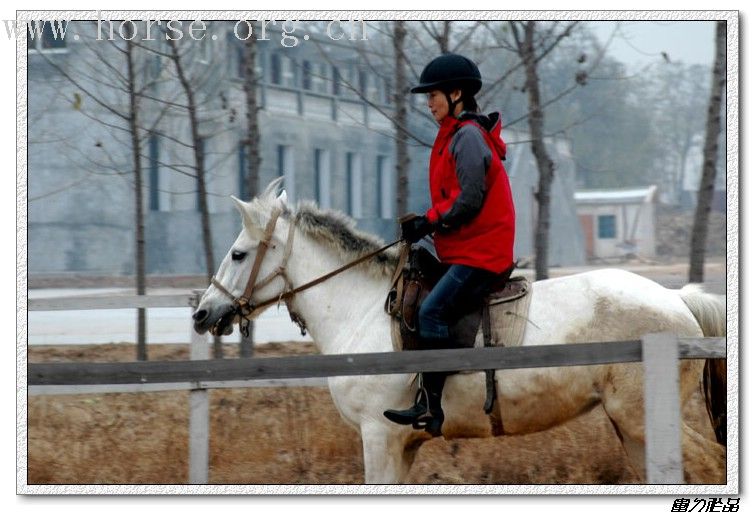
[239,30,262,358]
[689,21,726,283]
[163,36,226,358]
[511,21,562,280]
[166,38,214,281]
[393,21,410,224]
[242,36,262,203]
[420,21,452,53]
[123,26,148,361]
[36,22,157,360]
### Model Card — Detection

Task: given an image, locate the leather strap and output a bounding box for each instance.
[239,208,282,308]
[387,243,411,317]
[211,208,401,323]
[482,302,504,435]
[248,238,401,316]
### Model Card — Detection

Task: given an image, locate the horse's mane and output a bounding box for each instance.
[294,201,399,278]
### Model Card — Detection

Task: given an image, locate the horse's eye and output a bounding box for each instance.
[232,250,247,261]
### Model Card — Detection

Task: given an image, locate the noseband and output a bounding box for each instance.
[210,207,400,336]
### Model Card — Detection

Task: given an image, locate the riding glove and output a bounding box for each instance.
[401,215,435,243]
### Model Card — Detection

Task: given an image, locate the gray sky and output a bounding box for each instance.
[587,21,716,69]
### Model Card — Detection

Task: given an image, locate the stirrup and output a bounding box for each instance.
[383,388,430,426]
[412,411,444,437]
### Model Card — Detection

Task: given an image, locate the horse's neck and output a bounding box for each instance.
[284,230,392,355]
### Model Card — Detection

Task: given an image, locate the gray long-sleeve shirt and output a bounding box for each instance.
[437,122,493,230]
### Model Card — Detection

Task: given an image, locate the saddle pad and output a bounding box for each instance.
[482,276,532,348]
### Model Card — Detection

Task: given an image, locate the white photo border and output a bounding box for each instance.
[16,9,740,496]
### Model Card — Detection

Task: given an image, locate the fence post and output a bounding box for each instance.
[240,320,254,358]
[188,290,210,485]
[642,332,683,484]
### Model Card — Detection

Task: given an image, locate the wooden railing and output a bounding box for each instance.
[26,293,726,486]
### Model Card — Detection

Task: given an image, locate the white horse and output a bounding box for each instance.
[192,181,725,484]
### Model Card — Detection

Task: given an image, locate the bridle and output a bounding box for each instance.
[210,207,401,336]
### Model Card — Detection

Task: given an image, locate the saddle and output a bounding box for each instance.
[384,242,533,420]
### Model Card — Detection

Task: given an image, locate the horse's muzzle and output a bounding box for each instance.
[193,305,236,336]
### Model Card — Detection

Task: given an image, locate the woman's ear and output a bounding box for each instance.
[450,89,462,102]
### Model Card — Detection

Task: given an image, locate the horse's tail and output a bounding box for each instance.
[677,283,727,446]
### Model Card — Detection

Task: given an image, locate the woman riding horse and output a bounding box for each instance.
[383,54,516,436]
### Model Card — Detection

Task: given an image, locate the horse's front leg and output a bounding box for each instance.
[360,422,416,484]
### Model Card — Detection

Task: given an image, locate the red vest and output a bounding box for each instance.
[425,115,515,274]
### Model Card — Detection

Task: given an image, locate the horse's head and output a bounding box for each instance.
[192,178,291,337]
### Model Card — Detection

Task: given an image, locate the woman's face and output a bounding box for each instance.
[426,89,462,123]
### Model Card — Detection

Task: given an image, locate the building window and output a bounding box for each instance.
[270,53,282,85]
[302,60,312,90]
[358,70,367,97]
[146,54,162,95]
[148,133,160,211]
[284,56,297,88]
[238,141,248,200]
[197,33,212,64]
[332,65,341,96]
[148,55,162,80]
[377,155,393,219]
[277,145,285,180]
[346,152,362,218]
[314,148,331,209]
[27,21,68,51]
[315,62,328,93]
[235,43,245,79]
[234,40,264,80]
[384,78,392,104]
[598,215,616,239]
[277,144,295,202]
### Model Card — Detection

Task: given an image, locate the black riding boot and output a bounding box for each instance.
[383,372,447,436]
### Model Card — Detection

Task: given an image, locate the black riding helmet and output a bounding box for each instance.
[410,53,482,96]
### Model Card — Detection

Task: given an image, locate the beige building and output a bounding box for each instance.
[575,186,658,261]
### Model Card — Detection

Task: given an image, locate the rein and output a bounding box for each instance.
[211,207,401,335]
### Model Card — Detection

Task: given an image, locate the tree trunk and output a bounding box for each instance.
[243,35,262,201]
[689,21,726,283]
[520,21,556,281]
[439,21,451,53]
[677,142,691,205]
[240,33,262,358]
[168,39,221,357]
[393,21,410,229]
[124,27,147,361]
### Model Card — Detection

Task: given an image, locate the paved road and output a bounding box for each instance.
[27,288,311,346]
[26,260,728,346]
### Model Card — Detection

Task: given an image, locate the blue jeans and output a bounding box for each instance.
[417,264,495,345]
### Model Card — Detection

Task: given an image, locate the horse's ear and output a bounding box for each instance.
[230,195,264,238]
[262,177,285,202]
[277,190,288,207]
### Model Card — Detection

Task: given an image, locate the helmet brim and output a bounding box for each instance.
[410,83,440,94]
[409,78,482,95]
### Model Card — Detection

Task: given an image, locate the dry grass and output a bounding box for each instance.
[27,343,720,485]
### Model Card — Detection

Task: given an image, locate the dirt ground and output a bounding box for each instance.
[26,342,723,485]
